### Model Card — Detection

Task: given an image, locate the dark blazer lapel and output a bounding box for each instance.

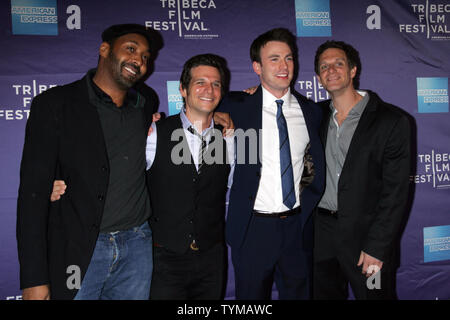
[319,101,332,145]
[73,76,110,162]
[235,85,263,169]
[241,85,263,131]
[292,91,323,144]
[250,86,263,168]
[340,94,378,176]
[295,94,315,139]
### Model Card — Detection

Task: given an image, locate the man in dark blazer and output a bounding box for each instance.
[16,24,160,300]
[218,28,325,299]
[312,40,411,299]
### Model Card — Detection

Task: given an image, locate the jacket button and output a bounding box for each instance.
[101,166,108,172]
[98,195,104,201]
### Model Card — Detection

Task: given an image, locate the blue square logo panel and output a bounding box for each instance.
[11,0,58,36]
[417,77,449,113]
[295,0,331,37]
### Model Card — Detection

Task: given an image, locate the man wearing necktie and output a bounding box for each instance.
[218,28,325,299]
[145,54,234,299]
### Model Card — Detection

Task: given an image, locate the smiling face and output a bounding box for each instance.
[253,41,294,98]
[180,65,222,118]
[316,47,356,96]
[104,33,150,89]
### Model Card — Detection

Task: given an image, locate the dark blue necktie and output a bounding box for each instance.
[276,99,296,209]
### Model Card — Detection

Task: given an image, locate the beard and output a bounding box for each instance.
[108,51,142,90]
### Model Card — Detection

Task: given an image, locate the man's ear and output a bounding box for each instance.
[179,83,187,99]
[350,66,357,79]
[252,61,262,76]
[316,74,322,86]
[99,42,110,59]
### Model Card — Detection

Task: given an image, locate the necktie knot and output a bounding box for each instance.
[275,99,284,109]
[187,125,199,137]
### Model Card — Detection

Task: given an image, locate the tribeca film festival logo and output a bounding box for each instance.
[297,76,330,102]
[295,0,332,37]
[11,0,82,35]
[0,80,57,121]
[411,150,450,189]
[145,0,219,39]
[417,77,449,113]
[399,1,450,41]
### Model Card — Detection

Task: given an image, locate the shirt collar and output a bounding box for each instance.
[179,107,214,136]
[351,90,369,116]
[86,68,143,109]
[329,90,369,116]
[262,86,292,108]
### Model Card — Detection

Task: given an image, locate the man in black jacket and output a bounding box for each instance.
[313,40,411,299]
[17,24,160,300]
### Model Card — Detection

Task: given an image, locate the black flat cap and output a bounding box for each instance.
[101,24,163,54]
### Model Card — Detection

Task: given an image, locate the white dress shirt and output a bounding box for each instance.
[253,87,310,213]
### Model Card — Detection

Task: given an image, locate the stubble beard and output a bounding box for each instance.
[108,52,141,90]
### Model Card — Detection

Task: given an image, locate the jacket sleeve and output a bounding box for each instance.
[363,115,411,261]
[216,94,231,113]
[16,92,59,289]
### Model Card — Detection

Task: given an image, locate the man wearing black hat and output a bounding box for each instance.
[17,24,160,300]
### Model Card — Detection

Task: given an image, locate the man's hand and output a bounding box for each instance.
[148,112,162,136]
[243,86,258,95]
[213,112,235,136]
[50,180,66,202]
[22,285,50,300]
[152,112,161,123]
[357,251,383,277]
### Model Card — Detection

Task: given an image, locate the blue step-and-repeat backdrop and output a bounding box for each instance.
[0,0,449,300]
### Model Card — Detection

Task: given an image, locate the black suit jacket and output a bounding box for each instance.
[218,86,325,250]
[16,74,156,299]
[319,91,411,263]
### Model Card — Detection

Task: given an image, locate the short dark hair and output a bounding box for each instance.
[314,40,362,89]
[250,28,298,63]
[180,54,229,96]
